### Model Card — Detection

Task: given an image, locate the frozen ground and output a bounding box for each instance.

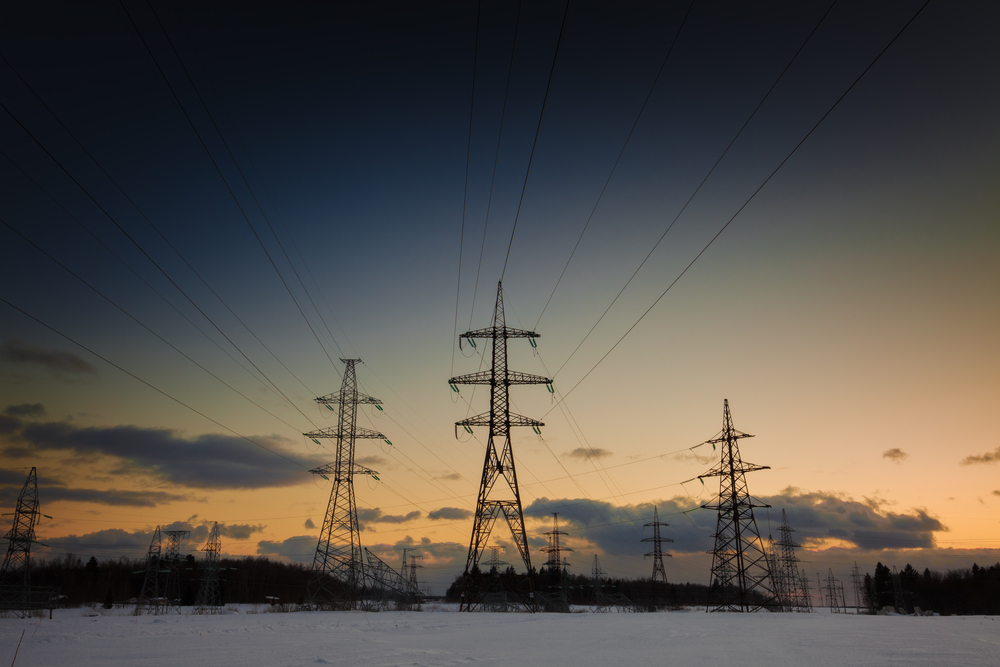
[2,605,998,667]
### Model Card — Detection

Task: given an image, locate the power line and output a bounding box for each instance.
[500,0,571,281]
[451,0,482,377]
[534,0,697,329]
[468,0,523,328]
[542,0,932,416]
[547,0,839,379]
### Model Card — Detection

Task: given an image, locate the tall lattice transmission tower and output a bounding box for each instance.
[542,513,572,575]
[850,561,865,614]
[798,568,813,611]
[774,510,809,612]
[642,507,672,582]
[699,399,778,612]
[195,522,222,613]
[892,565,907,614]
[135,526,164,615]
[303,358,387,609]
[162,529,190,613]
[823,569,847,613]
[449,282,552,612]
[0,467,53,616]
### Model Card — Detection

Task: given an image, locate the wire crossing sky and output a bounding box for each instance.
[0,0,997,593]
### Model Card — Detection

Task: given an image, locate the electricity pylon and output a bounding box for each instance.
[850,561,865,614]
[699,399,779,612]
[775,510,809,611]
[449,281,552,612]
[642,506,673,584]
[195,522,222,613]
[304,359,386,609]
[135,526,164,615]
[0,467,47,615]
[542,513,572,574]
[162,529,190,613]
[798,568,813,611]
[824,569,844,613]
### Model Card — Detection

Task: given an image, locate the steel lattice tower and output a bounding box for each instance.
[642,506,673,584]
[542,513,572,574]
[850,561,865,614]
[449,282,552,611]
[162,529,190,613]
[824,569,844,613]
[135,526,163,615]
[775,510,809,612]
[699,399,779,612]
[195,522,222,613]
[304,359,386,609]
[0,467,41,613]
[798,568,813,611]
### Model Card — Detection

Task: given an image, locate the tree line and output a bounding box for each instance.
[863,561,1000,615]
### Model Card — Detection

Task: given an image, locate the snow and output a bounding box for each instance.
[2,605,998,666]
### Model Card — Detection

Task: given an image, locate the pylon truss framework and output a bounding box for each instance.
[0,467,57,616]
[699,399,779,612]
[195,522,222,614]
[450,282,550,612]
[161,529,190,614]
[772,509,810,612]
[303,358,414,610]
[591,555,639,613]
[642,506,673,588]
[135,526,165,615]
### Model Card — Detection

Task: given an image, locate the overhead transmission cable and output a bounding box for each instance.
[500,0,571,281]
[543,0,933,417]
[534,0,697,328]
[0,97,322,430]
[120,0,342,375]
[0,53,322,415]
[450,0,482,377]
[0,296,309,470]
[467,0,523,326]
[548,0,839,379]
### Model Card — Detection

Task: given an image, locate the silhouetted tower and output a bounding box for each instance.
[850,562,865,614]
[407,554,422,590]
[135,526,163,615]
[0,467,41,612]
[642,506,673,584]
[699,399,778,612]
[162,529,190,612]
[775,510,808,611]
[304,359,386,608]
[542,513,572,575]
[486,545,508,574]
[449,282,552,611]
[195,522,222,613]
[798,568,813,612]
[824,569,844,613]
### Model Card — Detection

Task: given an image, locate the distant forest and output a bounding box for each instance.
[26,555,1000,615]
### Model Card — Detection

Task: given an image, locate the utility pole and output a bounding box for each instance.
[699,400,778,612]
[449,282,552,612]
[194,522,222,614]
[304,359,388,609]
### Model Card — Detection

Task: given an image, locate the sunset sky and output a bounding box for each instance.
[1,0,997,595]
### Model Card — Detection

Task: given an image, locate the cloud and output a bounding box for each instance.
[961,446,1000,465]
[304,518,316,529]
[0,339,95,374]
[0,415,20,435]
[0,468,187,507]
[4,419,325,489]
[39,520,263,560]
[257,535,317,563]
[434,472,463,481]
[883,448,908,462]
[993,490,1000,498]
[4,403,46,419]
[427,507,473,521]
[356,508,421,526]
[564,447,612,462]
[356,455,388,467]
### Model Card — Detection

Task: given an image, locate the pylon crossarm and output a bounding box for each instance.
[309,464,379,477]
[449,370,552,386]
[698,463,770,479]
[305,426,385,440]
[456,412,544,429]
[706,430,753,445]
[315,390,382,405]
[460,326,540,340]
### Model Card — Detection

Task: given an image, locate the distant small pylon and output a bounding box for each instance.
[195,522,222,614]
[135,526,163,615]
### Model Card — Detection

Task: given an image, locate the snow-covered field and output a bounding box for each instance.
[2,605,997,666]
